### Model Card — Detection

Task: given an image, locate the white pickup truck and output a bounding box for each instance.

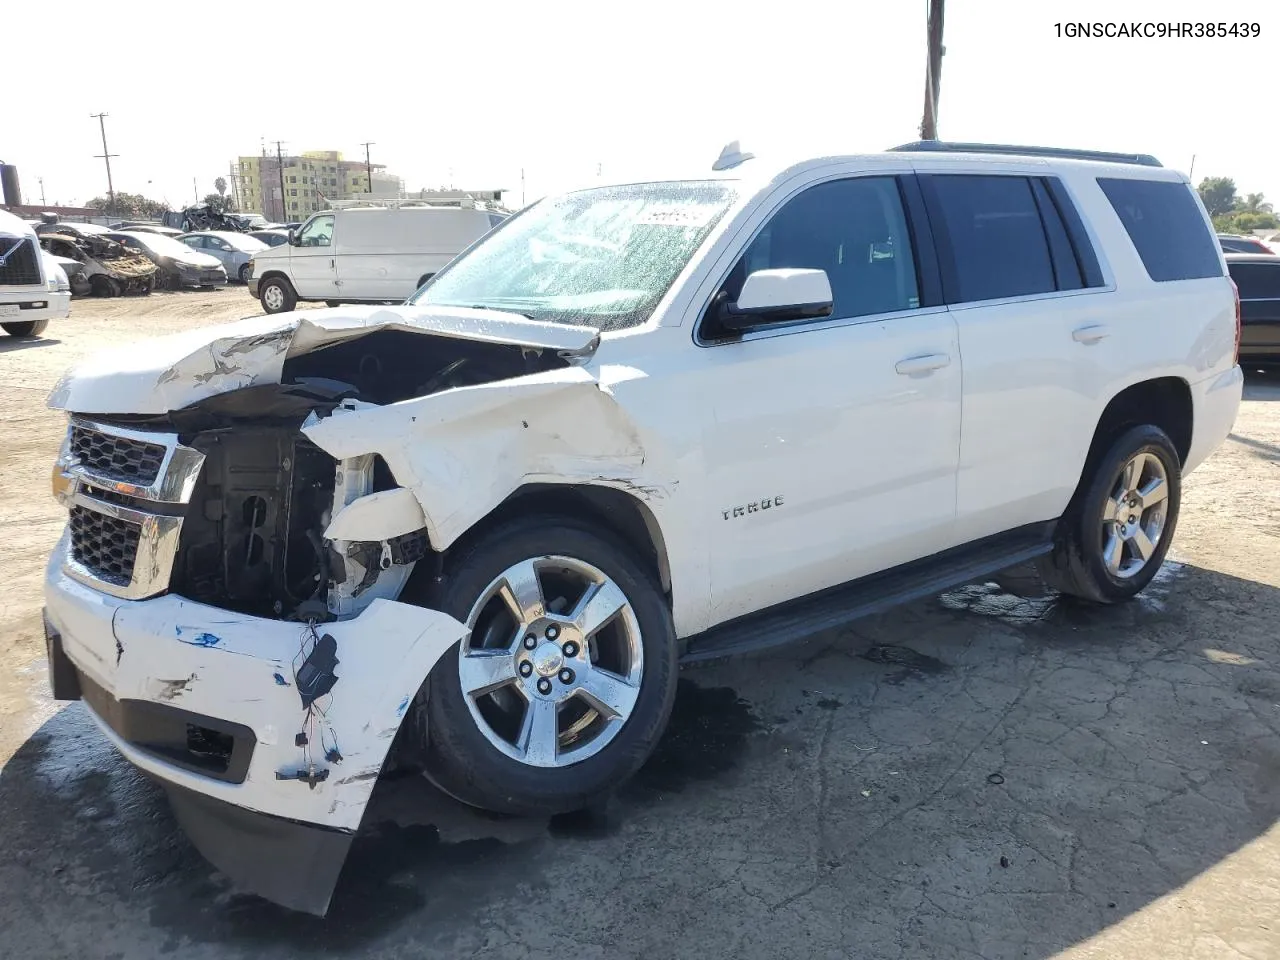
[1,209,71,337]
[41,141,1242,915]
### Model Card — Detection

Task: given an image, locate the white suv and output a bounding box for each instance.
[41,141,1243,915]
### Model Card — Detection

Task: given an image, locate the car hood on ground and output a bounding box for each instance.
[47,305,602,415]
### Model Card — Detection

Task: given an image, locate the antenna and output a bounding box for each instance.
[712,141,754,171]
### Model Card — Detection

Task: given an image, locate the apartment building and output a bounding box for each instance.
[236,150,402,221]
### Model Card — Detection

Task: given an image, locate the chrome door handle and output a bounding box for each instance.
[1072,324,1110,344]
[895,353,951,376]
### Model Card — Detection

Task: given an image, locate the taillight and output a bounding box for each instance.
[1229,277,1242,364]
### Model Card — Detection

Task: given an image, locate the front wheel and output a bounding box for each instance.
[1039,424,1181,603]
[259,276,296,314]
[238,264,251,284]
[2,318,50,338]
[417,517,678,816]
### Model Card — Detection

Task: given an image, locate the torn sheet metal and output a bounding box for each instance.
[44,550,466,914]
[45,304,601,415]
[324,485,426,542]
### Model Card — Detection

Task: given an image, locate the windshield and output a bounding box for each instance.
[222,233,268,252]
[122,232,201,259]
[410,181,737,331]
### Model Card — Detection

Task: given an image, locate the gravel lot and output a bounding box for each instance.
[1,290,1278,960]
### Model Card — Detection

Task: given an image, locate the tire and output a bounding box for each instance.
[89,275,119,298]
[2,318,50,338]
[152,270,170,292]
[325,300,341,307]
[259,276,296,314]
[417,516,678,816]
[1038,424,1181,604]
[238,264,251,284]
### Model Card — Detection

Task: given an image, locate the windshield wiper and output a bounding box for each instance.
[469,304,535,320]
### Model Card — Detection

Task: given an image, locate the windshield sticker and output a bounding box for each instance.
[634,206,719,227]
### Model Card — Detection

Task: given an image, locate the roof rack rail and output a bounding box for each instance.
[887,141,1162,168]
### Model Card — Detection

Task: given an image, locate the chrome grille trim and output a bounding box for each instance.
[66,418,205,504]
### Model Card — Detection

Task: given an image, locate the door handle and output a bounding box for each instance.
[330,258,335,268]
[895,353,951,376]
[1072,324,1110,344]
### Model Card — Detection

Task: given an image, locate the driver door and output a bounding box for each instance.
[289,214,338,298]
[697,173,963,626]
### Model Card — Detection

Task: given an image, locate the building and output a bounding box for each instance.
[236,150,403,222]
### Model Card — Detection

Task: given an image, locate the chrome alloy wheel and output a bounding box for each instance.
[458,556,644,768]
[1101,451,1170,579]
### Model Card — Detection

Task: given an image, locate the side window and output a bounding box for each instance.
[297,215,334,248]
[719,177,920,324]
[1096,178,1223,282]
[924,175,1056,303]
[182,236,204,249]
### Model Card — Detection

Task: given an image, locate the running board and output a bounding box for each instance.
[680,521,1057,664]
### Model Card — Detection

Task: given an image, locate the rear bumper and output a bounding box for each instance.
[1185,364,1244,475]
[42,539,464,913]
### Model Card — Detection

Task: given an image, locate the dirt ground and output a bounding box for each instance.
[1,289,1278,960]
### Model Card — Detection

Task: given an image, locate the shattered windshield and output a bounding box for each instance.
[410,181,737,331]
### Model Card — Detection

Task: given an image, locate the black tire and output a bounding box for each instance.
[325,300,341,307]
[153,270,170,292]
[89,275,119,298]
[1038,424,1181,604]
[2,318,50,338]
[238,263,251,284]
[259,276,296,314]
[417,516,678,816]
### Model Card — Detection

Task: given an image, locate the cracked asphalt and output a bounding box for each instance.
[1,292,1278,959]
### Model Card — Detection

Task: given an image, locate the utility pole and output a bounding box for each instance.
[193,178,199,203]
[360,141,375,196]
[920,0,946,140]
[272,141,288,222]
[90,113,118,217]
[38,177,46,206]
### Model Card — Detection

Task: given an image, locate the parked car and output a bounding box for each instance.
[248,229,290,248]
[179,230,268,283]
[1218,233,1275,254]
[0,208,71,337]
[38,231,156,296]
[34,220,111,239]
[1226,253,1280,363]
[41,140,1242,916]
[248,201,507,312]
[106,231,228,290]
[123,224,184,238]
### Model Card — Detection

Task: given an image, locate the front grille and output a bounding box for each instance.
[69,506,141,586]
[71,425,166,485]
[0,237,41,285]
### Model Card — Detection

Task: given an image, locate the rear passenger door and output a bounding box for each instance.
[914,169,1113,543]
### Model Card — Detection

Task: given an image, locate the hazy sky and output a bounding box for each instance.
[6,0,1277,211]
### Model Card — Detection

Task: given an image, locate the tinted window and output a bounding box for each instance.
[1031,179,1083,291]
[726,177,919,321]
[1097,178,1222,282]
[1228,262,1280,300]
[925,175,1056,303]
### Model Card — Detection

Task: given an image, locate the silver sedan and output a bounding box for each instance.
[178,231,269,284]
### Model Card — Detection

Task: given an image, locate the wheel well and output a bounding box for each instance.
[1085,377,1193,475]
[446,483,672,598]
[257,270,293,290]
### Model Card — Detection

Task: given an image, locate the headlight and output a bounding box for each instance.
[177,261,199,272]
[50,427,76,507]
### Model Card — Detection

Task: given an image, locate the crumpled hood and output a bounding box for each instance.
[47,304,601,415]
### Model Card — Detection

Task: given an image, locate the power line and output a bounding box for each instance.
[90,113,118,216]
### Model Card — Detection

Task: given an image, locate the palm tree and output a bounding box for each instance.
[1241,192,1273,214]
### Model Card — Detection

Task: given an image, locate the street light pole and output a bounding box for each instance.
[90,113,118,217]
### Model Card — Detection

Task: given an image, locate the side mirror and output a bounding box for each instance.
[720,268,833,331]
[288,229,299,246]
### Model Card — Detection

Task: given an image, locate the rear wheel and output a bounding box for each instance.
[89,275,120,298]
[259,276,296,314]
[1039,425,1181,603]
[238,263,251,283]
[2,319,50,338]
[416,517,678,816]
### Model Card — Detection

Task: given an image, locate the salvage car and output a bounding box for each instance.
[42,140,1242,916]
[38,232,157,296]
[34,220,111,239]
[179,230,267,283]
[106,231,228,290]
[0,208,71,337]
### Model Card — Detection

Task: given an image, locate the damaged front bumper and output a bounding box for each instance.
[43,548,464,915]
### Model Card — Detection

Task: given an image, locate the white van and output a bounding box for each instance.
[0,208,71,338]
[247,200,506,313]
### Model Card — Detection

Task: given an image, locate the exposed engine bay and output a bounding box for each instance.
[97,327,580,621]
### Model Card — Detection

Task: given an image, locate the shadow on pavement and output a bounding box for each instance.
[0,337,62,354]
[0,563,1277,959]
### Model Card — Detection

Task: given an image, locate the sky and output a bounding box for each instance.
[5,0,1277,212]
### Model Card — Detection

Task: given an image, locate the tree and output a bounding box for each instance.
[1215,211,1280,233]
[1240,192,1273,215]
[214,176,227,198]
[87,192,166,219]
[201,192,232,214]
[1197,177,1238,218]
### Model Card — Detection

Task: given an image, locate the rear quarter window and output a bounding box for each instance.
[1097,178,1223,282]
